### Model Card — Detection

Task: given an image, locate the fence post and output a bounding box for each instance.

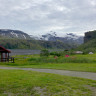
[13,58,15,63]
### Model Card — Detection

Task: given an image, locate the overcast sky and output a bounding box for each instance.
[0,0,96,36]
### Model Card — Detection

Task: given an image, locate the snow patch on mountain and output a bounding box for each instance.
[23,35,26,39]
[11,32,18,37]
[37,31,84,45]
[0,29,31,39]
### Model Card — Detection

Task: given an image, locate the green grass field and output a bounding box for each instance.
[0,54,96,96]
[0,54,96,72]
[0,69,96,96]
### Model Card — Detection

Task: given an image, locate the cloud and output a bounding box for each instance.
[0,0,96,36]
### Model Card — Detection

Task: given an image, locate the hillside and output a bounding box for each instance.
[40,32,84,45]
[84,30,96,43]
[0,38,77,49]
[0,29,31,39]
[0,29,83,49]
[76,30,96,53]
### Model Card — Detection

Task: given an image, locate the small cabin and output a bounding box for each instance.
[0,46,14,62]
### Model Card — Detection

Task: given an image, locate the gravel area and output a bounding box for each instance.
[0,66,96,80]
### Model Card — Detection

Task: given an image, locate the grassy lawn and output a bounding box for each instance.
[0,54,96,72]
[0,69,96,96]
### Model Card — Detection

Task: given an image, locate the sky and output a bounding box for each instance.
[0,0,96,36]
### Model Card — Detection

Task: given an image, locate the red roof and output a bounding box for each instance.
[0,46,11,53]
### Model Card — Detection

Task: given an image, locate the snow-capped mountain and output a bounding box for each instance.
[40,32,84,45]
[0,29,31,39]
[0,29,84,45]
[30,35,42,40]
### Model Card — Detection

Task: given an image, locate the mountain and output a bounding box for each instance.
[76,30,96,53]
[40,32,84,45]
[0,29,84,45]
[84,30,96,43]
[0,29,83,49]
[0,29,31,39]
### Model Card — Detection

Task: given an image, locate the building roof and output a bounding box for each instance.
[0,46,11,53]
[74,51,83,54]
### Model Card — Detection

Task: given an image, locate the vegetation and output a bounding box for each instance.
[0,38,41,49]
[84,30,96,43]
[0,52,96,96]
[1,53,96,72]
[0,69,96,96]
[76,30,96,53]
[76,39,96,54]
[0,38,76,49]
[40,49,49,57]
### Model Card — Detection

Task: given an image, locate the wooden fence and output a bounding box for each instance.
[0,57,15,63]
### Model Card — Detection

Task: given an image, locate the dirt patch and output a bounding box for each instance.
[85,85,96,96]
[33,87,47,96]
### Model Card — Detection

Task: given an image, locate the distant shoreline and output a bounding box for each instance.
[8,49,64,56]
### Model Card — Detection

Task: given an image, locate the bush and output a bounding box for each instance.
[40,49,49,57]
[50,51,61,57]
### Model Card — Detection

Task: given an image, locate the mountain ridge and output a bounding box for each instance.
[76,30,96,53]
[0,29,31,39]
[0,29,83,49]
[39,32,84,45]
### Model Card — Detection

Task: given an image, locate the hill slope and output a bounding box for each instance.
[0,38,77,49]
[84,30,96,43]
[0,29,31,39]
[76,30,96,53]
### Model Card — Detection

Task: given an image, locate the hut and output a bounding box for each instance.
[0,46,14,62]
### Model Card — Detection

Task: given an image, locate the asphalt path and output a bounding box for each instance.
[0,66,96,80]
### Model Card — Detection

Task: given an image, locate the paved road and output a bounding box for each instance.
[0,66,96,80]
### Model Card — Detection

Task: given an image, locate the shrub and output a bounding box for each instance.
[50,51,61,57]
[40,49,49,57]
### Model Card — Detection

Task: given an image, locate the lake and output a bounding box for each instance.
[9,49,64,56]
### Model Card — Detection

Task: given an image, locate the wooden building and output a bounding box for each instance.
[0,46,14,62]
